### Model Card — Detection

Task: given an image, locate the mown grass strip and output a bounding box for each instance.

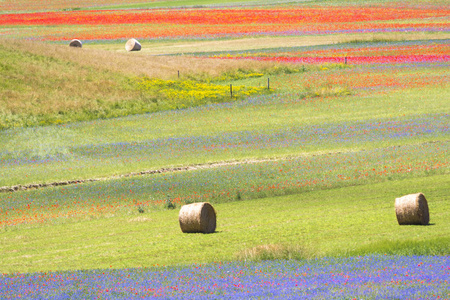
[1,174,448,273]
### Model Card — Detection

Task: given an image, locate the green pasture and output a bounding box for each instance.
[1,175,448,273]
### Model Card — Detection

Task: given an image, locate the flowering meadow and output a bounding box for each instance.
[1,6,449,41]
[207,41,450,65]
[1,139,448,227]
[1,59,448,186]
[1,255,449,299]
[1,0,449,298]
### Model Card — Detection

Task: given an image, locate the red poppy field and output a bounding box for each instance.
[1,6,449,41]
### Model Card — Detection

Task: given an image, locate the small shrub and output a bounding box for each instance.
[137,206,145,214]
[164,197,176,210]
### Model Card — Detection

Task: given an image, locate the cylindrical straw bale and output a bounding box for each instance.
[125,38,141,51]
[395,193,429,225]
[69,39,82,48]
[179,202,216,233]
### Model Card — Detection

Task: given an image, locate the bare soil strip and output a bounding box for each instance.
[0,157,283,193]
[2,141,443,193]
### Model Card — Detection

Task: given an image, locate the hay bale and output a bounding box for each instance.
[125,38,141,52]
[179,202,216,233]
[69,39,82,48]
[395,193,429,225]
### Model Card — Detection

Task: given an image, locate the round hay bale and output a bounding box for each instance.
[179,202,216,234]
[69,39,82,48]
[125,38,141,52]
[395,193,429,225]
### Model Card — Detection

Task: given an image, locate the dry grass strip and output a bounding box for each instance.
[0,38,274,80]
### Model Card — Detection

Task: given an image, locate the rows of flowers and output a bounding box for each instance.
[275,64,449,90]
[3,8,447,26]
[1,54,447,226]
[24,22,448,41]
[205,43,449,59]
[1,255,448,299]
[206,42,450,65]
[2,113,448,167]
[1,7,448,41]
[1,60,446,190]
[1,3,449,298]
[224,54,448,65]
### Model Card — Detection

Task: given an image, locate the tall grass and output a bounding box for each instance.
[0,39,275,80]
[0,39,287,129]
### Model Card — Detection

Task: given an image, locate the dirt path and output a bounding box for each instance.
[0,157,286,193]
[2,140,443,193]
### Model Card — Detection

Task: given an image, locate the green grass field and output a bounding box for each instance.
[1,175,448,273]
